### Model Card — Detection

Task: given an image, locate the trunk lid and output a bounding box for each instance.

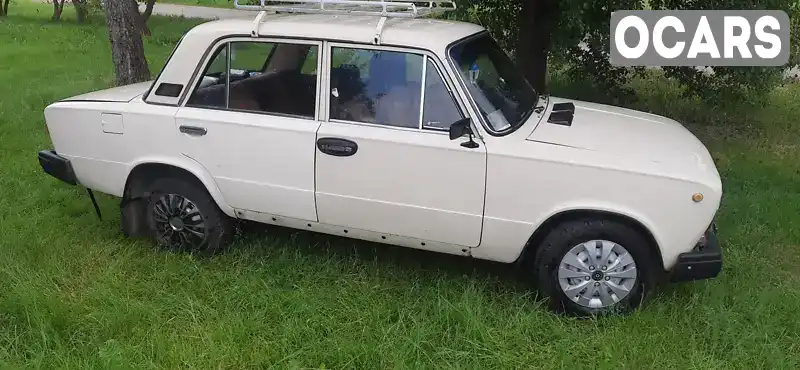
[62,81,153,103]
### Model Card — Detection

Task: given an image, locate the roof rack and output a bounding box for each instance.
[233,0,457,18]
[236,0,457,44]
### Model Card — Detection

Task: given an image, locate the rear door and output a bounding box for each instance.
[175,37,323,221]
[314,43,487,249]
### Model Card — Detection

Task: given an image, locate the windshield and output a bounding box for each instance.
[449,33,538,135]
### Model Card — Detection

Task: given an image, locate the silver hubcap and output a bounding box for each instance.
[152,193,206,249]
[557,240,637,309]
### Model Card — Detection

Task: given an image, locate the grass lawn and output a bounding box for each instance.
[2,2,800,369]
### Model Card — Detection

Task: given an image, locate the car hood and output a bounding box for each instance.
[61,81,153,103]
[527,97,721,190]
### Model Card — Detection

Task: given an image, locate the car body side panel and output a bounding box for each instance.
[43,98,236,217]
[471,139,721,270]
[314,121,487,248]
[175,108,321,222]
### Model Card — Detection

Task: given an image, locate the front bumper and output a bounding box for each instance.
[38,149,78,185]
[669,223,722,282]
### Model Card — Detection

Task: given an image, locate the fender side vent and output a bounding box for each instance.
[548,110,574,126]
[552,102,575,113]
[547,102,575,126]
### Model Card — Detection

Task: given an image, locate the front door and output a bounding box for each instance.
[314,44,487,248]
[175,37,322,221]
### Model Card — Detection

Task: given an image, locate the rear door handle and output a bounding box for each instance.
[179,125,207,136]
[317,137,358,157]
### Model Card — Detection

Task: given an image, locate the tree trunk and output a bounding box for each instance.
[142,0,155,21]
[104,0,151,86]
[73,0,88,23]
[0,0,9,16]
[515,0,557,93]
[52,0,66,21]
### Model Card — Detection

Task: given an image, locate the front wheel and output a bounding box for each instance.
[144,177,233,255]
[532,219,657,316]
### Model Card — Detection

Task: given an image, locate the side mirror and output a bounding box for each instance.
[449,118,479,149]
[449,117,472,140]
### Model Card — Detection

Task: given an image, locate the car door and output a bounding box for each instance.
[314,43,487,248]
[175,37,322,221]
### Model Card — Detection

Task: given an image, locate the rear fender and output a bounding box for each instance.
[126,156,235,217]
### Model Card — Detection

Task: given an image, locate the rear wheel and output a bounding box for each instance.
[532,218,656,316]
[144,177,233,255]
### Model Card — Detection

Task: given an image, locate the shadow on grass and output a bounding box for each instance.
[211,218,704,318]
[228,219,531,292]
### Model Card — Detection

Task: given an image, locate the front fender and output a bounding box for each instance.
[535,200,664,253]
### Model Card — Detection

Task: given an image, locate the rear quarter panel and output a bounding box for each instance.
[44,99,178,196]
[43,99,233,215]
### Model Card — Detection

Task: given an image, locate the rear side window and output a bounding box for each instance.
[186,40,319,119]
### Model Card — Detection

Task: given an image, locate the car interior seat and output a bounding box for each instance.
[367,52,420,128]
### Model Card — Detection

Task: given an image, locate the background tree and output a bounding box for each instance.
[649,0,796,104]
[72,0,89,23]
[0,0,9,16]
[133,0,157,36]
[51,0,66,20]
[49,0,89,23]
[104,0,151,85]
[452,0,797,106]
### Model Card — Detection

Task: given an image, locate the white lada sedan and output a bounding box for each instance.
[37,1,723,315]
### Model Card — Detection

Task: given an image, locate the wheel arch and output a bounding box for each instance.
[122,160,233,215]
[515,208,664,271]
[119,158,235,238]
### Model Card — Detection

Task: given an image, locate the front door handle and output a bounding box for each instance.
[317,137,358,157]
[179,125,207,136]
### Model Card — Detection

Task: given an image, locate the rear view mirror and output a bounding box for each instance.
[449,118,479,149]
[449,118,471,140]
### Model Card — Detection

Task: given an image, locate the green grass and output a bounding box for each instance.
[2,3,800,369]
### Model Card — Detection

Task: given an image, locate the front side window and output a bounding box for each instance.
[449,33,538,134]
[329,47,422,128]
[186,40,318,119]
[329,47,463,131]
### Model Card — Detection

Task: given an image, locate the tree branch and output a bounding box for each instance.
[143,0,155,21]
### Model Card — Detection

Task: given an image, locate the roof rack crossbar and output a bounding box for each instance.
[233,0,456,18]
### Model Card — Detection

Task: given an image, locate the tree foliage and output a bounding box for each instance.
[453,0,797,105]
[649,0,798,104]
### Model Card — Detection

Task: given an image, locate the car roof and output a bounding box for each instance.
[185,13,486,52]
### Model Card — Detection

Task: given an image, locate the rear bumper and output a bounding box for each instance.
[38,149,78,185]
[669,223,722,282]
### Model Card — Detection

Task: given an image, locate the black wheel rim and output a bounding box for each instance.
[152,193,206,250]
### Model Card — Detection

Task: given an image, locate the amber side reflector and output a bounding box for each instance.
[692,193,704,203]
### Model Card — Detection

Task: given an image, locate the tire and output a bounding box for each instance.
[531,218,657,316]
[144,177,233,256]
